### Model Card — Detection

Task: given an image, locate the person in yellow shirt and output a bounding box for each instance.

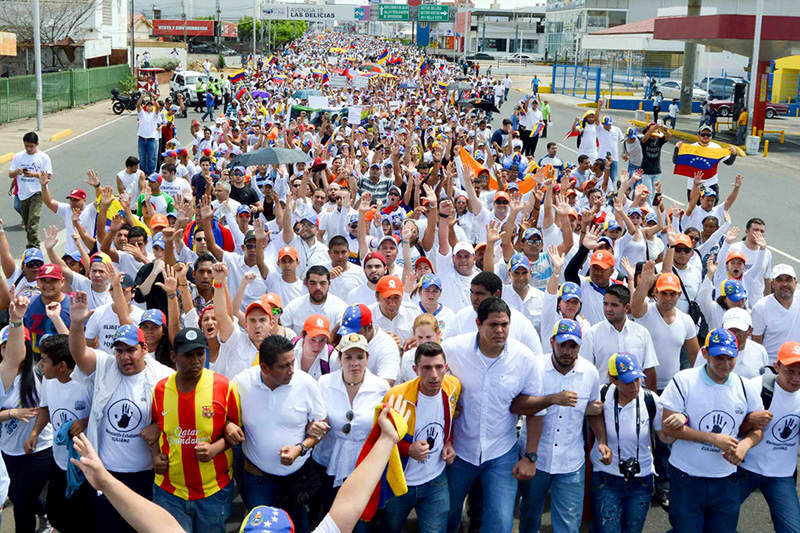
[736,109,748,145]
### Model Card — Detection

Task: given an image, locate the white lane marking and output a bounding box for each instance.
[554,139,800,266]
[46,114,132,153]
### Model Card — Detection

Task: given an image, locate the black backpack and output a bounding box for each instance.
[601,384,658,451]
[760,367,778,409]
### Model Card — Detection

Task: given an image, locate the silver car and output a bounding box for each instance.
[657,80,708,100]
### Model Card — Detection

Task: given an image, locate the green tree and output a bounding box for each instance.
[237,17,307,47]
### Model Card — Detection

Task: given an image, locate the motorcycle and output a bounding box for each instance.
[111,88,140,115]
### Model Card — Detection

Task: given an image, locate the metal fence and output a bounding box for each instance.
[0,64,129,124]
[551,64,602,101]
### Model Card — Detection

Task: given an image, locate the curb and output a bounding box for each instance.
[626,119,747,157]
[0,152,13,164]
[49,129,73,142]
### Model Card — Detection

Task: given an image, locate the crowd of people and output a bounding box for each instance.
[2,30,799,533]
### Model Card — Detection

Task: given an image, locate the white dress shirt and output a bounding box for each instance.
[450,307,543,357]
[580,319,659,384]
[368,301,419,343]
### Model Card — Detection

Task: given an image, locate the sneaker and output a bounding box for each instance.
[652,491,670,512]
[36,515,54,533]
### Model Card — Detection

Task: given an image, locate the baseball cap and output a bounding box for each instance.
[373,235,398,249]
[151,233,165,250]
[244,298,271,317]
[112,324,146,347]
[773,264,797,279]
[558,281,581,301]
[338,304,373,335]
[146,173,162,183]
[608,352,645,383]
[62,251,82,263]
[645,212,658,224]
[602,116,613,126]
[673,234,694,249]
[303,314,330,339]
[655,273,681,293]
[626,127,638,139]
[66,188,87,200]
[494,191,511,203]
[376,275,403,298]
[278,246,298,261]
[419,273,442,290]
[263,293,283,312]
[597,236,614,249]
[699,124,713,133]
[453,241,475,256]
[139,309,165,327]
[778,341,800,366]
[722,307,752,332]
[590,250,615,269]
[719,279,747,302]
[508,253,531,273]
[237,205,252,217]
[363,251,387,266]
[244,230,256,243]
[23,248,44,265]
[337,333,369,353]
[522,228,542,241]
[700,187,718,198]
[89,252,112,265]
[150,214,169,232]
[240,506,294,533]
[0,324,31,344]
[627,207,643,218]
[551,319,582,345]
[120,273,135,289]
[726,250,746,264]
[414,256,434,273]
[173,327,209,354]
[704,328,739,357]
[38,264,63,280]
[602,220,622,232]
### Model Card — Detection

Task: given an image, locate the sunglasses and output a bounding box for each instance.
[343,410,354,434]
[699,132,712,137]
[26,262,44,269]
[495,200,509,205]
[674,246,692,253]
[245,243,256,250]
[524,238,543,244]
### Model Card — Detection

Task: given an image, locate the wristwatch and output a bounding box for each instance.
[524,452,538,464]
[297,442,309,456]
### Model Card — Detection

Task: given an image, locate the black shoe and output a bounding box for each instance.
[652,492,669,511]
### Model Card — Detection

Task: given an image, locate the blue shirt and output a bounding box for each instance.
[23,294,71,355]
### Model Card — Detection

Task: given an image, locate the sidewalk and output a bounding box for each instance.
[0,100,125,167]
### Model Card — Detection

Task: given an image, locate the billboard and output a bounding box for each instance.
[152,19,214,36]
[262,4,370,22]
[0,32,16,57]
[84,38,112,59]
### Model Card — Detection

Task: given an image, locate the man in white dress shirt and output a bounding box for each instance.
[281,265,347,335]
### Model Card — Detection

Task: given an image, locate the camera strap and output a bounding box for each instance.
[613,388,640,465]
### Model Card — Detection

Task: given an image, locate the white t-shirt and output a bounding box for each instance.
[673,263,702,314]
[234,366,326,475]
[329,266,366,301]
[578,123,600,161]
[85,303,145,352]
[40,378,92,470]
[222,251,269,311]
[660,365,762,477]
[751,294,800,364]
[635,303,697,390]
[597,126,624,161]
[404,391,447,486]
[682,205,724,234]
[281,294,347,336]
[56,202,96,256]
[0,375,53,456]
[265,272,305,310]
[69,274,111,311]
[99,370,153,472]
[117,169,142,202]
[137,110,160,139]
[10,150,51,200]
[159,177,192,199]
[215,326,259,379]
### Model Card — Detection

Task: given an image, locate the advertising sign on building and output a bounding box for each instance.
[152,19,214,36]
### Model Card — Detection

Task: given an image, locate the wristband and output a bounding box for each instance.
[9,321,22,328]
[213,281,223,289]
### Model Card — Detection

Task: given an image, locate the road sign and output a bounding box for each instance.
[378,5,410,21]
[419,5,449,22]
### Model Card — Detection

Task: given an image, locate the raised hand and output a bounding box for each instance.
[44,301,62,321]
[85,169,100,188]
[582,224,603,250]
[43,225,59,250]
[640,260,657,288]
[725,226,740,244]
[155,264,177,294]
[70,292,93,324]
[8,291,30,323]
[548,245,565,272]
[211,262,228,284]
[734,174,744,188]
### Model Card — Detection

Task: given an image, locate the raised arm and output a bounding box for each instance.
[69,291,98,376]
[212,263,235,342]
[39,173,59,213]
[0,220,18,279]
[723,174,743,211]
[631,261,656,318]
[199,196,224,262]
[1,292,30,391]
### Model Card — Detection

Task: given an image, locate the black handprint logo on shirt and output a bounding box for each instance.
[699,411,735,437]
[116,404,132,429]
[426,426,437,449]
[107,399,143,433]
[710,413,724,433]
[771,415,800,443]
[58,411,69,425]
[779,418,795,440]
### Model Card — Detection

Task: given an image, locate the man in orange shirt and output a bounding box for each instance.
[151,327,241,533]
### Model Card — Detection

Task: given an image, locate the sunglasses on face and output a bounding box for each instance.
[524,238,543,245]
[245,243,256,250]
[343,410,354,434]
[495,200,509,205]
[699,132,712,137]
[674,246,692,253]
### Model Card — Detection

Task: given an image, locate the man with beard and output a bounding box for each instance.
[752,264,800,364]
[347,251,389,305]
[281,265,347,335]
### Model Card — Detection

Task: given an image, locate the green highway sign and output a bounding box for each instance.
[419,5,449,22]
[378,5,410,21]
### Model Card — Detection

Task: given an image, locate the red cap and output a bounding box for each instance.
[363,251,387,266]
[38,263,63,280]
[66,188,87,200]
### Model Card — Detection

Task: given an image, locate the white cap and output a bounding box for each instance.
[453,241,475,256]
[722,307,752,332]
[773,264,797,279]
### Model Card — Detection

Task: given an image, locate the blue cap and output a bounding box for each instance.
[626,127,637,139]
[700,187,717,198]
[627,207,643,217]
[719,279,747,303]
[558,281,582,301]
[237,205,252,216]
[22,248,44,265]
[645,212,658,224]
[240,506,294,533]
[608,352,645,383]
[551,319,582,345]
[603,116,613,126]
[146,173,161,183]
[62,251,82,262]
[338,303,372,335]
[300,213,318,226]
[231,166,246,175]
[112,324,145,347]
[603,220,622,232]
[508,253,531,273]
[420,273,442,290]
[704,328,739,357]
[596,236,613,249]
[120,273,135,289]
[522,228,542,241]
[151,232,165,249]
[348,214,359,226]
[139,309,165,326]
[506,182,520,192]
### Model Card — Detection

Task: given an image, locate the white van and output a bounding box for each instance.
[169,70,209,106]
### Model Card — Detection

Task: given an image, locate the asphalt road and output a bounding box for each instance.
[0,88,795,532]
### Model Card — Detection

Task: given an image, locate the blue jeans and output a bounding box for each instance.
[590,471,653,533]
[201,103,214,122]
[738,468,800,533]
[518,464,585,533]
[137,136,157,176]
[446,446,518,533]
[153,482,233,533]
[669,464,740,533]
[640,173,659,202]
[608,160,618,185]
[243,468,310,533]
[385,470,449,533]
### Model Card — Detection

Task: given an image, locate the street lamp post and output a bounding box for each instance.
[745,0,763,154]
[33,0,43,130]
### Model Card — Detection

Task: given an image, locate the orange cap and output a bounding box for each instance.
[673,234,694,249]
[656,273,681,293]
[778,342,800,365]
[494,191,511,203]
[150,214,169,232]
[278,246,299,261]
[303,314,330,339]
[262,293,283,311]
[726,250,746,264]
[244,299,270,317]
[590,250,615,269]
[376,275,403,298]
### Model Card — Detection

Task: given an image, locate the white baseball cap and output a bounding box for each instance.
[453,241,475,256]
[773,264,797,280]
[722,307,752,332]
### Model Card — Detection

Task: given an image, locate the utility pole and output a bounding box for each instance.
[215,0,221,45]
[678,0,701,115]
[33,0,43,130]
[745,0,763,153]
[129,0,135,74]
[252,0,257,59]
[182,0,187,44]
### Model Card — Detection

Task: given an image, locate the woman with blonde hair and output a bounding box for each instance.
[397,314,442,383]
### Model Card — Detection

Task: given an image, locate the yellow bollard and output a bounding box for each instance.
[796,108,799,117]
[752,127,757,136]
[638,101,643,111]
[646,112,650,122]
[764,140,769,157]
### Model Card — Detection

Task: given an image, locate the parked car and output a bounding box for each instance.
[188,42,237,56]
[169,70,209,107]
[709,99,789,119]
[467,52,494,61]
[698,76,747,100]
[657,80,708,100]
[509,53,535,64]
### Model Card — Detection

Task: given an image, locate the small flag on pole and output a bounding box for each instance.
[228,70,245,83]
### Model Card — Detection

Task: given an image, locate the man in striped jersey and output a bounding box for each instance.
[150,327,242,533]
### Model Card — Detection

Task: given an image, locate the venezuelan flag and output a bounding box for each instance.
[234,86,247,100]
[228,70,245,83]
[418,58,428,77]
[321,72,329,85]
[388,55,402,65]
[530,122,545,138]
[376,49,389,64]
[437,80,450,91]
[268,55,278,66]
[271,75,286,84]
[355,403,409,521]
[184,219,235,252]
[673,144,731,179]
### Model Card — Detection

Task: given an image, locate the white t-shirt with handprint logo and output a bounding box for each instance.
[99,370,152,472]
[41,377,92,470]
[403,391,446,486]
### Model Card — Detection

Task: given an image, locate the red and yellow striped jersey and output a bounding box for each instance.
[152,369,241,500]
